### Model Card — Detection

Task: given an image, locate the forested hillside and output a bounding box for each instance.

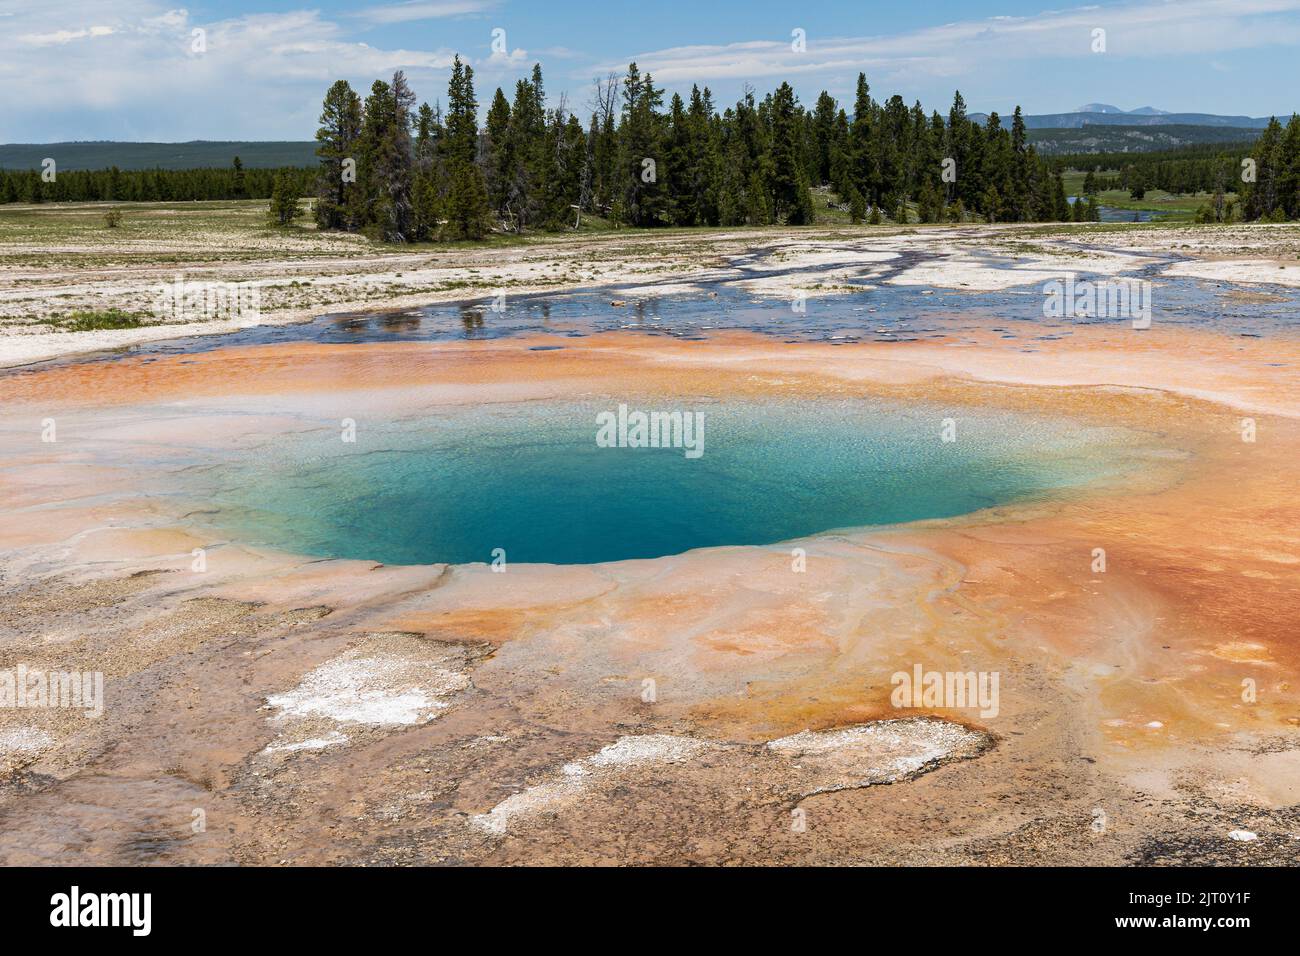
[1029,125,1258,156]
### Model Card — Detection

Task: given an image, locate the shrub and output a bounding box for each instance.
[59,310,146,331]
[847,187,865,224]
[267,172,302,227]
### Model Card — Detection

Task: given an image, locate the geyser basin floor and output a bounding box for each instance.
[198,398,1141,566]
[0,326,1298,865]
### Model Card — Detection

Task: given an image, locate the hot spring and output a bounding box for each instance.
[199,397,1141,566]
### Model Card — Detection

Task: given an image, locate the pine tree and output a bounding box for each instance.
[485,88,513,220]
[665,92,694,225]
[1053,173,1072,221]
[447,161,490,239]
[502,73,545,229]
[444,56,491,239]
[268,171,301,226]
[1280,114,1300,219]
[539,109,587,230]
[769,83,814,224]
[411,102,441,241]
[716,110,748,226]
[356,78,406,238]
[811,91,838,186]
[314,80,362,230]
[617,63,668,226]
[1243,116,1283,220]
[850,74,877,204]
[1008,107,1031,220]
[877,94,908,212]
[687,86,720,225]
[387,70,418,238]
[736,90,773,224]
[444,57,478,169]
[848,186,866,224]
[946,91,969,207]
[908,102,931,203]
[980,113,1013,220]
[829,109,852,197]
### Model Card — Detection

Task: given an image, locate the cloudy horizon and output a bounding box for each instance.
[2,0,1298,142]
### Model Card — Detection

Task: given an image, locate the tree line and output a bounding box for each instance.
[1242,114,1300,222]
[0,161,313,204]
[1058,141,1258,197]
[1054,116,1300,223]
[6,63,1295,230]
[310,59,1080,240]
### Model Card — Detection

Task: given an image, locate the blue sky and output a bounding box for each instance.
[2,0,1298,142]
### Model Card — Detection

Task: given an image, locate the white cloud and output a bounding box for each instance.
[598,0,1300,84]
[0,2,462,140]
[20,24,115,45]
[488,46,529,68]
[355,1,497,25]
[535,46,581,60]
[3,0,1296,141]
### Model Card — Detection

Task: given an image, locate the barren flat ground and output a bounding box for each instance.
[3,200,1299,366]
[1,207,1298,865]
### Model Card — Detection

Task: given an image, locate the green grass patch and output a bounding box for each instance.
[55,309,150,331]
[1060,170,1229,220]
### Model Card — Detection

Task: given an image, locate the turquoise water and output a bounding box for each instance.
[203,398,1134,566]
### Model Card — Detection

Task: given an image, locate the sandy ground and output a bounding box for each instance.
[3,219,1300,368]
[0,308,1297,864]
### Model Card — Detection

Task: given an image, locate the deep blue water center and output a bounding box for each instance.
[207,398,1132,566]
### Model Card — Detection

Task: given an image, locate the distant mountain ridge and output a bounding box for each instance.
[971,106,1272,130]
[1073,103,1170,116]
[1026,111,1268,129]
[1026,124,1259,155]
[0,141,317,171]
